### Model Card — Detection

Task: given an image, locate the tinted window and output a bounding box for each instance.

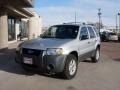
[41,25,79,39]
[109,33,117,35]
[93,27,99,37]
[8,16,16,41]
[118,33,120,36]
[80,27,89,40]
[88,27,96,38]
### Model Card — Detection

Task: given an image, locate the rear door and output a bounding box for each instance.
[87,26,97,51]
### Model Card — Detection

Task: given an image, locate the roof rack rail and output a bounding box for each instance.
[63,22,86,25]
[87,23,95,26]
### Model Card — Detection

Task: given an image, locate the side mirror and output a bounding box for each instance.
[80,35,88,40]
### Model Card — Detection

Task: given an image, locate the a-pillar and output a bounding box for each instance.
[0,12,8,49]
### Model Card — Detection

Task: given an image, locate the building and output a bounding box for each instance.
[0,0,42,50]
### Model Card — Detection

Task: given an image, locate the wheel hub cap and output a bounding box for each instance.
[96,50,100,60]
[69,60,77,76]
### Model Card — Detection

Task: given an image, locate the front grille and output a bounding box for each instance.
[22,48,43,56]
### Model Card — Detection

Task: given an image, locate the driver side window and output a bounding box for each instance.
[80,27,89,41]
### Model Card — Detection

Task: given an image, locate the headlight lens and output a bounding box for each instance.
[46,48,64,55]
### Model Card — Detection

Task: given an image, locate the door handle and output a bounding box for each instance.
[95,40,97,42]
[88,42,91,44]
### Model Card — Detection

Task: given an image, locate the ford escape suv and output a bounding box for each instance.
[15,23,101,79]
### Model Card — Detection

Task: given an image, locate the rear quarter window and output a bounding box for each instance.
[93,27,99,37]
[88,27,96,38]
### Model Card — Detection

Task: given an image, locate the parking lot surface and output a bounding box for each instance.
[0,42,120,90]
[101,42,120,60]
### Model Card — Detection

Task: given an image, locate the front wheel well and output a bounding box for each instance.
[97,45,100,49]
[69,51,78,61]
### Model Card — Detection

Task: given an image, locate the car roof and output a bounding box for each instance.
[53,23,94,27]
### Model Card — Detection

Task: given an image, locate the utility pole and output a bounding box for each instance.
[116,14,119,33]
[75,11,77,24]
[118,12,120,33]
[98,8,102,33]
[116,14,118,33]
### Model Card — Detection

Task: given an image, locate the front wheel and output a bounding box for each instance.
[91,48,100,63]
[62,54,78,79]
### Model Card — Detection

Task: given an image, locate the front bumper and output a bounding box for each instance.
[15,50,67,73]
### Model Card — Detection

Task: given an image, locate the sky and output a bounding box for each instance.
[34,0,120,27]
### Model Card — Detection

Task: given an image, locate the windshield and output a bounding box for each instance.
[118,33,120,36]
[109,33,117,35]
[41,25,79,39]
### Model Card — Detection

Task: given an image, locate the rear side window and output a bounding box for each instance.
[93,27,99,37]
[88,27,96,38]
[80,27,89,40]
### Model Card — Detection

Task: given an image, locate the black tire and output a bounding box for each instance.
[62,54,78,80]
[91,48,100,63]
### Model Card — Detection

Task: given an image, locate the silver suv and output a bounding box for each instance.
[15,23,101,79]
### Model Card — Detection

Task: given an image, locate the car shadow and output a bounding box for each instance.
[0,48,35,76]
[113,58,120,62]
[82,60,92,63]
[82,58,95,63]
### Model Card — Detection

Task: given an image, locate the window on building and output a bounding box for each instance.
[19,20,28,38]
[8,16,16,41]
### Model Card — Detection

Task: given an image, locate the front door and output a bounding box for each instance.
[78,26,90,60]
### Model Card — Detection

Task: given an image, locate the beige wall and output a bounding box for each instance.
[28,12,42,39]
[0,12,8,49]
[0,11,42,49]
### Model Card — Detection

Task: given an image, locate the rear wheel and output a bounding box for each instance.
[91,48,100,63]
[62,54,78,79]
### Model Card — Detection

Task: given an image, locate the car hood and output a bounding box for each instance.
[21,38,75,50]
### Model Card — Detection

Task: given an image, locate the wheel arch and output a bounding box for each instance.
[69,51,78,61]
[96,44,100,49]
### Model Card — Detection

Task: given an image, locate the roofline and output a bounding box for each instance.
[6,6,34,18]
[22,0,33,7]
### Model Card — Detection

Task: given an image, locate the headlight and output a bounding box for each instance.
[46,48,64,55]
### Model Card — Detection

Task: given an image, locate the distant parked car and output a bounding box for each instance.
[118,33,120,41]
[108,32,118,41]
[100,32,118,41]
[100,31,109,41]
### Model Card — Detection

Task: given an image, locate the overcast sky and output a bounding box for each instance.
[34,0,120,27]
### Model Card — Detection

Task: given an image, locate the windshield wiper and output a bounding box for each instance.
[55,36,65,39]
[41,36,56,38]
